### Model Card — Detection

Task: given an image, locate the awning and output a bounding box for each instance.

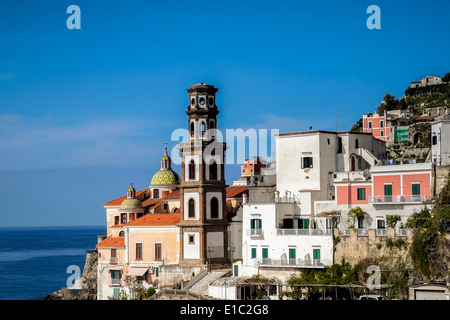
[126,267,148,277]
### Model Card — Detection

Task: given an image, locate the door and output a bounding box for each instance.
[313,249,321,265]
[289,248,296,265]
[262,248,269,264]
[384,185,392,202]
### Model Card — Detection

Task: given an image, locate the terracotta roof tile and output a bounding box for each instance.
[162,188,181,199]
[141,198,166,209]
[103,189,146,206]
[96,237,125,248]
[226,185,248,198]
[124,213,181,226]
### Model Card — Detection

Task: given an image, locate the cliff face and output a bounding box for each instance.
[44,251,98,300]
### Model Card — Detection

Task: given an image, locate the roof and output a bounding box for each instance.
[124,213,181,227]
[96,237,125,248]
[162,188,181,199]
[103,189,146,206]
[150,169,180,186]
[120,198,143,210]
[226,185,248,198]
[141,198,166,210]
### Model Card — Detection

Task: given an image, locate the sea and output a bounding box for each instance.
[0,225,105,300]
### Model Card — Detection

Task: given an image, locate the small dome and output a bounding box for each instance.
[120,198,143,210]
[150,169,180,186]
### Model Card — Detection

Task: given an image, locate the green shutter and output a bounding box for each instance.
[113,288,120,299]
[250,219,255,229]
[357,188,366,200]
[310,157,313,168]
[251,248,256,258]
[155,267,159,277]
[384,185,392,196]
[303,219,309,229]
[289,248,296,259]
[313,249,320,260]
[262,248,268,259]
[412,184,420,195]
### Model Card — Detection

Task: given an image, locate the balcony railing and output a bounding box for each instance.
[368,195,427,204]
[256,258,331,268]
[276,229,327,236]
[376,229,387,236]
[111,278,121,286]
[357,228,368,236]
[396,229,407,236]
[109,257,118,264]
[247,229,264,236]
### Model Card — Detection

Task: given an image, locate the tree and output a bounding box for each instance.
[347,207,367,228]
[406,178,450,281]
[350,118,363,132]
[386,214,402,228]
[443,72,450,83]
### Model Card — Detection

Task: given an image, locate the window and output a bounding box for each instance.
[209,161,217,180]
[301,156,313,169]
[380,130,384,137]
[153,189,159,199]
[111,249,117,258]
[154,243,162,261]
[289,248,296,264]
[299,219,309,229]
[201,122,205,135]
[188,234,195,244]
[262,248,268,259]
[251,247,257,259]
[313,249,321,261]
[412,184,420,195]
[251,218,262,229]
[188,199,195,218]
[190,122,194,137]
[358,216,365,229]
[384,185,392,196]
[357,188,366,200]
[189,160,196,180]
[121,213,127,224]
[432,135,438,145]
[380,120,384,128]
[337,137,343,153]
[210,197,219,219]
[377,219,386,229]
[368,121,372,129]
[114,216,119,225]
[135,243,142,260]
[355,139,359,149]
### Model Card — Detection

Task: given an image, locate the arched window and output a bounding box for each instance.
[189,160,196,180]
[209,160,217,180]
[188,199,195,218]
[190,122,195,137]
[119,230,125,237]
[210,197,219,219]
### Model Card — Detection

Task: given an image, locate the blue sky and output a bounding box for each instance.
[0,0,449,227]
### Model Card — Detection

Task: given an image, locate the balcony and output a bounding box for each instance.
[111,278,121,286]
[109,257,118,265]
[368,195,427,204]
[247,229,263,237]
[376,229,387,236]
[357,228,368,236]
[396,229,407,236]
[276,229,327,236]
[256,258,331,268]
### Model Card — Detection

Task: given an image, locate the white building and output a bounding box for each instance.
[431,116,450,166]
[234,131,386,284]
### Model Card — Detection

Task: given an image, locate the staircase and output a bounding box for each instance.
[188,270,230,297]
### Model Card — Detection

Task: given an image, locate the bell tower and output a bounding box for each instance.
[178,83,229,267]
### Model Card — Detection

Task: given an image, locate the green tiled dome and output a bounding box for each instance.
[120,198,143,210]
[150,169,180,186]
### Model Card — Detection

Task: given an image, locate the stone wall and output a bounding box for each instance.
[333,228,412,267]
[158,264,206,288]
